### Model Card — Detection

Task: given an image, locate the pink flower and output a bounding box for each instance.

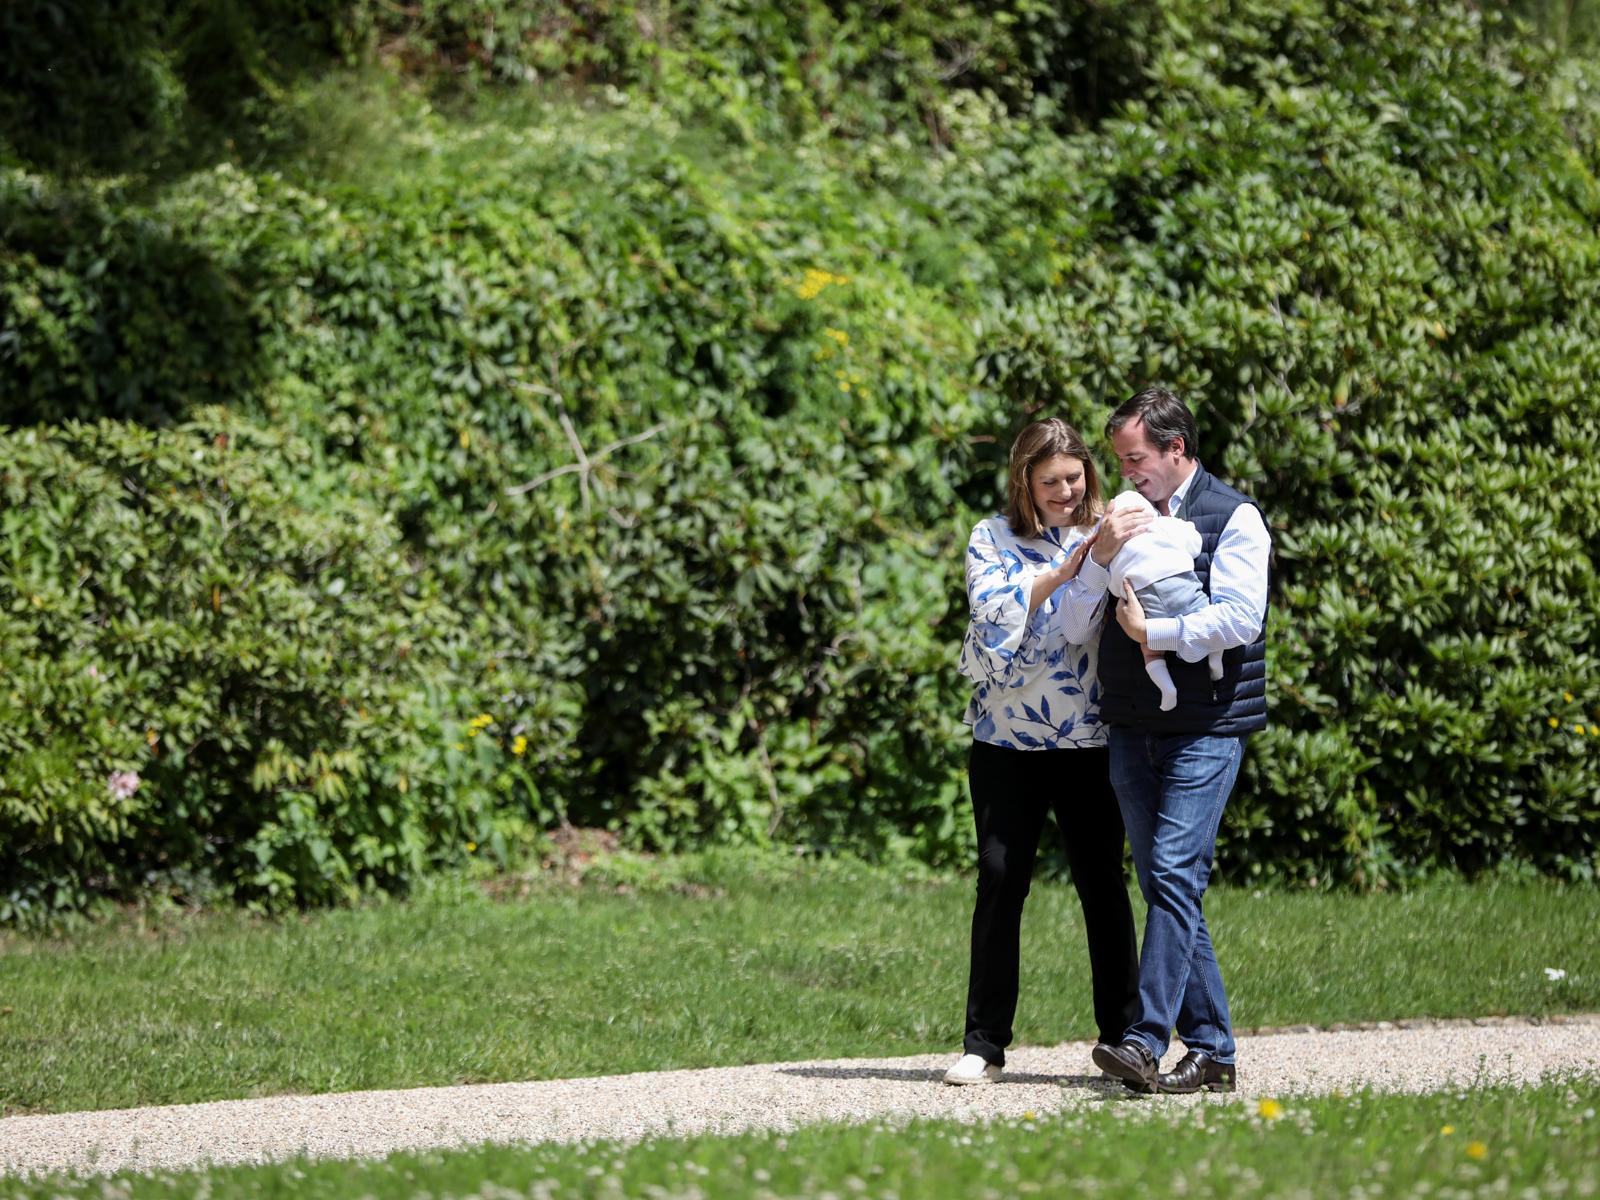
[108,771,141,800]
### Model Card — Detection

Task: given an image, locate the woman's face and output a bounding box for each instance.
[1029,453,1087,526]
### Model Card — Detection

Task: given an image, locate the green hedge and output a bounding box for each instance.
[941,1,1600,882]
[2,0,1599,920]
[0,416,585,923]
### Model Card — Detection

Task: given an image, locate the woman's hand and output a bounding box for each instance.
[1090,505,1153,567]
[1061,533,1096,581]
[1028,535,1097,614]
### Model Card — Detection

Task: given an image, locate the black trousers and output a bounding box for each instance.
[962,739,1140,1066]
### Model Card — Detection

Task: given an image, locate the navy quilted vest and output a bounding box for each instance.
[1097,464,1268,735]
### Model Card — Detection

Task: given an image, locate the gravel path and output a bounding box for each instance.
[4,1016,1597,1181]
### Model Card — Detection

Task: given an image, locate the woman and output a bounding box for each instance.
[944,417,1142,1085]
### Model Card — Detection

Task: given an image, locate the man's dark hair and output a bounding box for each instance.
[1105,386,1199,460]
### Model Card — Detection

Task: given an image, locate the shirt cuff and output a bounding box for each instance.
[1145,617,1183,652]
[1078,556,1111,594]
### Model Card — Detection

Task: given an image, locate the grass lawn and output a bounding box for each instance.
[2,1081,1595,1199]
[1,852,1595,1116]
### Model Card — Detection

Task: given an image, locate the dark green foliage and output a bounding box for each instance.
[0,0,347,176]
[952,2,1600,883]
[2,0,1598,919]
[0,417,581,923]
[0,174,263,425]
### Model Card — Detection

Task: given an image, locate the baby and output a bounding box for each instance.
[1103,490,1223,711]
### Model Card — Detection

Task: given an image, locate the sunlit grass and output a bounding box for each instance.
[3,1080,1595,1199]
[1,850,1594,1116]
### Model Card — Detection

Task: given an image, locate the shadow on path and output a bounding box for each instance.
[775,1066,1123,1092]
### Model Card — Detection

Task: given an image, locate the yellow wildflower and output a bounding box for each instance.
[512,735,528,757]
[1465,1141,1487,1160]
[1576,724,1588,735]
[1564,691,1575,702]
[1440,1125,1455,1136]
[793,267,849,301]
[823,327,849,345]
[466,841,477,853]
[1548,717,1560,728]
[1257,1098,1284,1121]
[470,714,494,729]
[452,742,466,751]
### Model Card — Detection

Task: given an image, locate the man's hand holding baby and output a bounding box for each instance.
[1116,580,1149,645]
[1090,504,1152,567]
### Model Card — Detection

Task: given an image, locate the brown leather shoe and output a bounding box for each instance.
[1157,1050,1237,1094]
[1091,1039,1157,1093]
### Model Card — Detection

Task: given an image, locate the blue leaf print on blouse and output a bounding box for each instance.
[975,583,1025,608]
[975,620,1012,649]
[962,515,1107,751]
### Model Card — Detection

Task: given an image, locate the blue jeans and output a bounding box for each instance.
[1108,728,1243,1064]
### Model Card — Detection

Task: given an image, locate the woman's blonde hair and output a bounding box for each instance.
[1005,417,1103,537]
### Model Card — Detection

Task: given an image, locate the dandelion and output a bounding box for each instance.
[1548,717,1560,728]
[1257,1098,1285,1121]
[1576,724,1589,735]
[466,841,477,853]
[470,714,494,729]
[512,735,528,757]
[823,327,849,346]
[1465,1141,1487,1160]
[1440,1125,1455,1136]
[107,771,141,800]
[1545,967,1568,982]
[1564,691,1575,702]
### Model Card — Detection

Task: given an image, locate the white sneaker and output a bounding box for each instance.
[943,1053,1001,1085]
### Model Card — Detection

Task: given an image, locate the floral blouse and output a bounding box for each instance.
[959,514,1109,750]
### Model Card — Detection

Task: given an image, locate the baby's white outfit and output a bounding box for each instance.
[1105,490,1223,710]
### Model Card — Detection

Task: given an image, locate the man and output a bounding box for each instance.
[1078,386,1270,1094]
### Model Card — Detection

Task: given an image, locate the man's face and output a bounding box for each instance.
[1112,417,1189,508]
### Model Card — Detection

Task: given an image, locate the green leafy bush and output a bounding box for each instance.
[0,415,581,923]
[957,0,1600,881]
[2,0,1599,921]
